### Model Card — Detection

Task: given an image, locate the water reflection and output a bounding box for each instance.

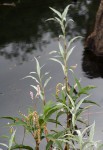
[0,0,100,62]
[82,49,103,79]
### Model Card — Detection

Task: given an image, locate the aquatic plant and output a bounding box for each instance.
[0,4,103,150]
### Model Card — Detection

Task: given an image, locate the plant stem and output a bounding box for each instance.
[63,25,71,150]
[35,141,39,150]
[22,127,26,145]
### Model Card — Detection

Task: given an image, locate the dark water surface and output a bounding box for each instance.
[0,0,103,148]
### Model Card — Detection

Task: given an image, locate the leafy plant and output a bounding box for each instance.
[0,4,102,150]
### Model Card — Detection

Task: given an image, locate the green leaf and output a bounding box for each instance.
[45,106,61,121]
[29,72,37,74]
[50,58,64,72]
[56,111,65,127]
[43,101,54,115]
[0,143,8,148]
[56,103,68,111]
[59,42,64,57]
[66,46,75,61]
[53,130,65,139]
[34,57,41,78]
[46,18,56,22]
[11,144,33,150]
[89,122,95,142]
[83,100,99,107]
[72,113,76,127]
[55,17,62,26]
[78,85,96,95]
[9,130,16,150]
[0,116,16,121]
[67,94,75,107]
[76,95,90,111]
[55,140,63,150]
[22,75,39,83]
[77,119,87,125]
[5,117,31,132]
[75,130,83,148]
[49,50,58,54]
[74,76,82,91]
[82,123,93,136]
[44,76,52,88]
[1,135,9,139]
[46,141,53,150]
[48,119,62,126]
[76,108,85,118]
[67,36,83,49]
[49,7,62,18]
[30,85,38,91]
[62,4,72,21]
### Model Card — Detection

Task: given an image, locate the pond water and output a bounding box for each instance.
[0,0,103,149]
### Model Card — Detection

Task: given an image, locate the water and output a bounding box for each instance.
[0,0,103,149]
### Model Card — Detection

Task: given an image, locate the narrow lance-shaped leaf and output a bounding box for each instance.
[50,58,64,72]
[82,123,94,136]
[83,100,99,107]
[66,46,75,61]
[53,55,62,58]
[48,119,62,126]
[67,94,75,107]
[41,72,50,79]
[49,7,62,18]
[78,85,96,95]
[29,72,37,74]
[72,113,76,127]
[49,50,58,54]
[62,4,72,21]
[56,111,65,127]
[59,42,64,57]
[75,95,90,111]
[45,18,56,22]
[69,69,82,92]
[22,76,39,84]
[46,141,53,150]
[0,143,8,148]
[67,36,83,49]
[55,17,62,26]
[1,135,9,139]
[77,119,87,125]
[74,76,82,91]
[89,121,95,142]
[11,144,33,150]
[30,85,38,92]
[43,101,54,115]
[44,106,60,121]
[34,57,41,78]
[44,77,52,88]
[9,130,16,150]
[0,116,16,121]
[56,102,72,113]
[44,72,49,75]
[55,140,63,150]
[75,130,83,148]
